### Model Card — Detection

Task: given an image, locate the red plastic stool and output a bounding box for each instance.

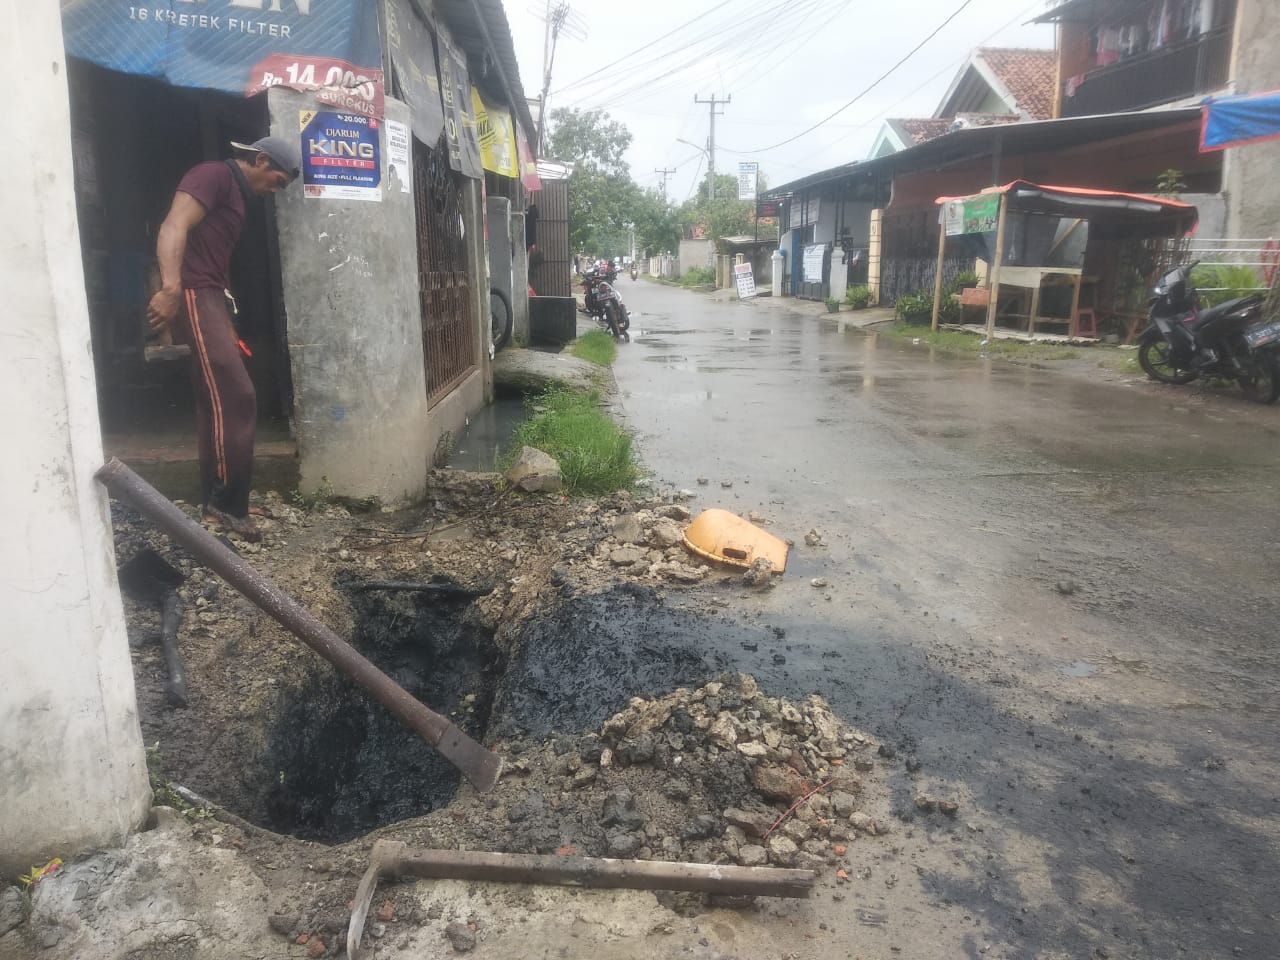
[1073,308,1098,338]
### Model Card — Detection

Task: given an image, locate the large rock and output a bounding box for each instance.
[723,807,776,839]
[493,347,607,394]
[751,763,809,803]
[650,518,683,548]
[506,446,562,493]
[612,513,644,544]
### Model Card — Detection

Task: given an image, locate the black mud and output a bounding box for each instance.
[260,578,503,842]
[490,583,806,739]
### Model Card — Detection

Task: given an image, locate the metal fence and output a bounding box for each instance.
[413,136,475,406]
[1183,238,1280,298]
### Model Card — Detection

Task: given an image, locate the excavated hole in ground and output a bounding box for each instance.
[258,579,504,843]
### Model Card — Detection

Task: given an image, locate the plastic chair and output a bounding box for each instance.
[1073,308,1098,338]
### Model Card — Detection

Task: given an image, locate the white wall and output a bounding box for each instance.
[0,0,150,876]
[814,201,874,246]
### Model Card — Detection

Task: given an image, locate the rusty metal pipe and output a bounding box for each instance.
[96,458,502,792]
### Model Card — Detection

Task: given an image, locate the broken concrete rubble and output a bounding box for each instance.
[505,446,562,493]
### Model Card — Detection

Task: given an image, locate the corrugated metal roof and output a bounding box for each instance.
[1032,0,1149,24]
[433,0,536,142]
[764,107,1201,199]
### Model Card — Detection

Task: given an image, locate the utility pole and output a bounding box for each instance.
[693,93,730,199]
[654,167,676,201]
[534,1,586,155]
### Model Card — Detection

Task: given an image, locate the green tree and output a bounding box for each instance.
[631,188,680,256]
[678,172,758,243]
[547,107,633,175]
[546,108,679,257]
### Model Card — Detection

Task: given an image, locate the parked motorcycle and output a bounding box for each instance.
[581,269,631,338]
[1137,261,1280,403]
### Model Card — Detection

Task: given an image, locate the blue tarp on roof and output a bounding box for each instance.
[1201,91,1280,152]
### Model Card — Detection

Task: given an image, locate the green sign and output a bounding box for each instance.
[943,194,1001,236]
[962,194,1000,234]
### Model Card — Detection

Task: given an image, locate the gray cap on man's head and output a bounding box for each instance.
[230,135,301,178]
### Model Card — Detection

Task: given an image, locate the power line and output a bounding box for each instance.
[561,0,807,107]
[801,0,1046,163]
[721,0,978,155]
[554,0,781,97]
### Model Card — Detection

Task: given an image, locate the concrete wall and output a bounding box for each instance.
[270,89,432,504]
[510,211,530,345]
[1224,0,1280,239]
[679,238,714,277]
[1183,193,1227,240]
[814,201,874,246]
[1,0,150,876]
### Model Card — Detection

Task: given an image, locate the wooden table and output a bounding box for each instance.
[994,266,1084,334]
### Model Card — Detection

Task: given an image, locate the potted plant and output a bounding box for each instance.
[824,296,841,313]
[845,284,871,309]
[895,291,934,325]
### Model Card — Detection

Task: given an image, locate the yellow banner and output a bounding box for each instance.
[471,86,519,179]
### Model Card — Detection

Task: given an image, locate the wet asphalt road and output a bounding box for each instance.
[606,280,1280,960]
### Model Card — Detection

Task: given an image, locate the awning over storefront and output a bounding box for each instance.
[936,180,1198,229]
[932,180,1198,337]
[1201,90,1280,152]
[61,0,384,117]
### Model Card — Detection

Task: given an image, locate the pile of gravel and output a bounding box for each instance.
[405,673,896,877]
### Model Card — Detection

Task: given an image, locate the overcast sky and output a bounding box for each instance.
[505,0,1056,200]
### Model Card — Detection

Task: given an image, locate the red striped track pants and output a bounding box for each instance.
[175,288,256,518]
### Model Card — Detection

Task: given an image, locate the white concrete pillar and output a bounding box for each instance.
[829,247,849,303]
[771,251,785,298]
[0,0,151,876]
[510,211,530,345]
[867,209,884,305]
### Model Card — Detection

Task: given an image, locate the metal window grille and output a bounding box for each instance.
[413,135,475,406]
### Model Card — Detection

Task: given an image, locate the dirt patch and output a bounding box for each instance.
[2,472,946,959]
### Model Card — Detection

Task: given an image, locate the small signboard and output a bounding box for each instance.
[738,162,758,201]
[802,244,826,284]
[301,110,382,201]
[385,119,411,195]
[734,261,757,300]
[756,199,780,218]
[942,193,1000,236]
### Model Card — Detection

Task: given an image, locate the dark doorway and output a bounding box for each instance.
[68,60,294,480]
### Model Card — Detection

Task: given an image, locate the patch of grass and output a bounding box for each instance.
[879,323,1080,361]
[290,476,381,514]
[505,387,639,495]
[1098,351,1141,374]
[677,266,715,288]
[570,330,618,366]
[1191,263,1265,306]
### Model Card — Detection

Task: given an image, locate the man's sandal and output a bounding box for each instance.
[202,505,262,542]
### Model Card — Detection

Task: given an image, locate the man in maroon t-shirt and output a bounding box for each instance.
[147,136,299,540]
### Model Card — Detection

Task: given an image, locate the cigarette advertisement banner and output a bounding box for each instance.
[61,0,384,117]
[472,87,519,179]
[385,0,445,141]
[300,110,381,201]
[437,30,482,178]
